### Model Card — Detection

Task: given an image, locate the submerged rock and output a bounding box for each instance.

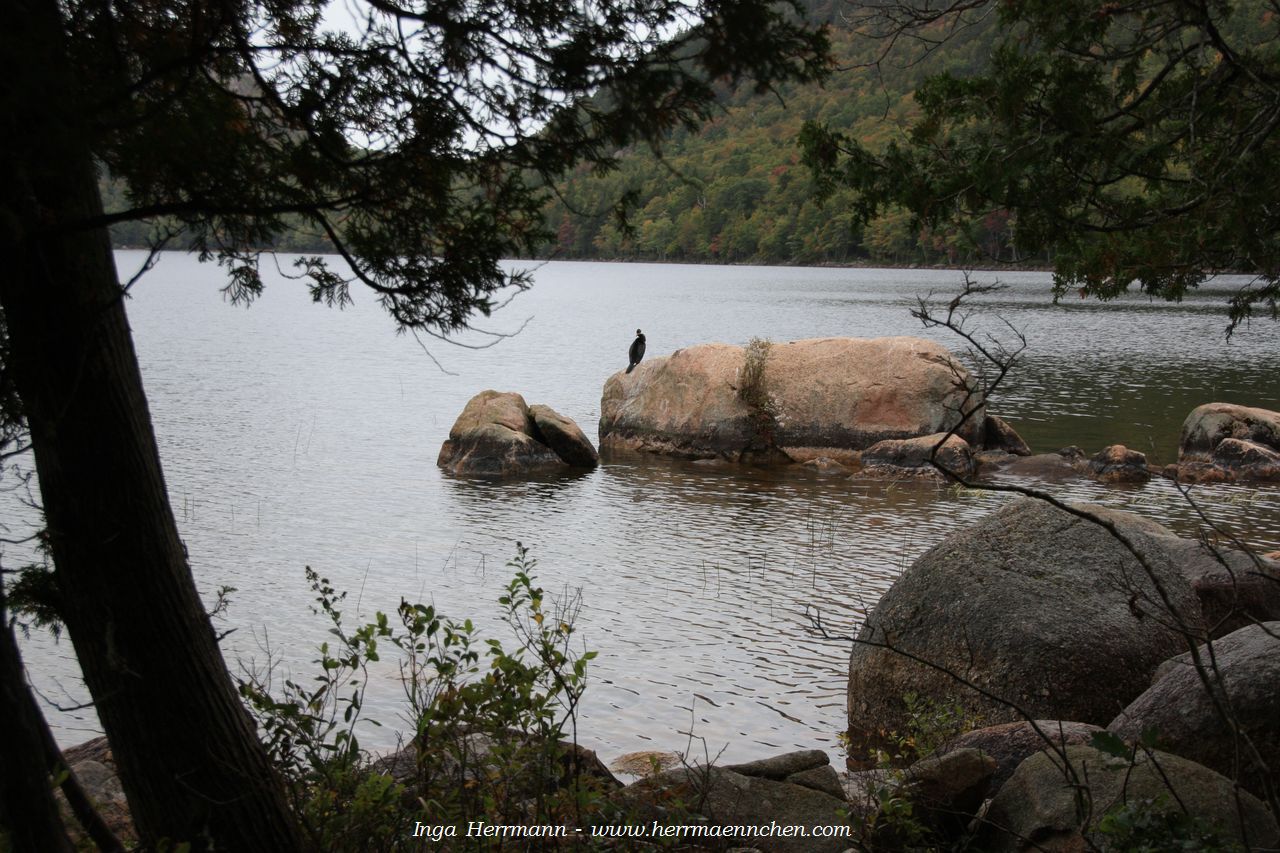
[599,336,984,464]
[608,750,681,778]
[1086,444,1151,483]
[860,432,976,479]
[988,444,1157,485]
[988,449,1085,481]
[797,456,851,475]
[438,391,597,477]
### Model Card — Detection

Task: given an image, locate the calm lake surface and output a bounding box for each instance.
[17,251,1280,764]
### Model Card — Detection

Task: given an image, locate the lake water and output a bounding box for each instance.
[14,251,1280,766]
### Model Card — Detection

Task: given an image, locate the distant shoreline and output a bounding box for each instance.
[111,246,1263,281]
[111,244,1056,274]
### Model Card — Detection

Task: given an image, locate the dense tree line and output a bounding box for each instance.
[805,0,1280,326]
[99,0,1280,293]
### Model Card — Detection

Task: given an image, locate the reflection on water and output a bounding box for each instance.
[12,254,1280,765]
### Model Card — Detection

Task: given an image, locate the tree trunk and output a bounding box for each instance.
[0,1,303,849]
[0,591,75,853]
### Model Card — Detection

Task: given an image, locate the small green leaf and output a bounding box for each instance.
[1091,730,1131,759]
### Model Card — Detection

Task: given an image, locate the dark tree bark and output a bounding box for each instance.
[0,591,75,853]
[0,1,302,849]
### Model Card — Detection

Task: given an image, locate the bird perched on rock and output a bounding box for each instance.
[626,329,646,374]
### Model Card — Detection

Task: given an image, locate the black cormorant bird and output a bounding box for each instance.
[626,329,646,373]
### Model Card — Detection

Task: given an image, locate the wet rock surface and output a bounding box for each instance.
[1175,403,1280,482]
[438,391,597,477]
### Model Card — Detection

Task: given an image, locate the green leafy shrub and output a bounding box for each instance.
[1098,795,1243,853]
[239,544,608,850]
[855,693,983,852]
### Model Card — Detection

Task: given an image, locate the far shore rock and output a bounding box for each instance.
[438,391,597,477]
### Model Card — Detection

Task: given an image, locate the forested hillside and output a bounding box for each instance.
[540,5,1008,266]
[101,2,1002,263]
[104,1,1275,269]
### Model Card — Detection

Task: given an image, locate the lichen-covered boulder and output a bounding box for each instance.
[1108,622,1280,798]
[599,337,983,464]
[980,745,1279,851]
[846,499,1203,766]
[1177,403,1280,482]
[438,391,596,477]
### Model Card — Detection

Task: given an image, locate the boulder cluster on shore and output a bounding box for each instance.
[834,496,1280,850]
